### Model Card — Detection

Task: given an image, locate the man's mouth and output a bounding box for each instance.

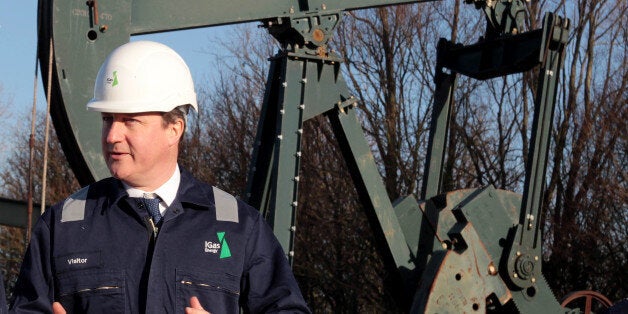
[109,151,133,158]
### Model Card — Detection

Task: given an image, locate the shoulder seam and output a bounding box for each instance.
[212,186,239,223]
[61,186,89,222]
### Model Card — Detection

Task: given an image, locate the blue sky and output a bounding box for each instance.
[0,2,41,167]
[0,2,246,167]
[0,1,41,118]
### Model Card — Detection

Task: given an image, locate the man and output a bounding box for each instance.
[10,41,310,313]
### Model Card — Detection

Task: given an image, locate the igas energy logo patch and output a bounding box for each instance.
[204,232,231,258]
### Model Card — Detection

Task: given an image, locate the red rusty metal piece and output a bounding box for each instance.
[561,290,613,314]
[87,0,99,25]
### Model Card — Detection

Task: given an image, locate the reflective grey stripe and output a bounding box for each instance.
[61,186,89,222]
[213,186,238,223]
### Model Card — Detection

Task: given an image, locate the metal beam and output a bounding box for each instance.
[0,198,41,229]
[130,0,438,34]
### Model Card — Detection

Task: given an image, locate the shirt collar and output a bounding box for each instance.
[123,164,181,208]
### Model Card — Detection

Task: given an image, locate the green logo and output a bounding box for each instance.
[112,71,119,86]
[217,232,231,259]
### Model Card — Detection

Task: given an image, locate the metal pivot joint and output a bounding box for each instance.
[263,11,341,54]
[465,0,529,38]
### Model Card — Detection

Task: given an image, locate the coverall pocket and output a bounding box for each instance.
[56,269,126,314]
[176,268,240,313]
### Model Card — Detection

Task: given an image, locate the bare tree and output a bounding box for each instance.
[542,0,628,302]
[0,112,80,299]
[338,4,445,201]
[0,225,23,301]
[0,113,79,203]
[179,24,272,194]
[0,84,22,301]
[297,116,403,312]
[0,85,14,171]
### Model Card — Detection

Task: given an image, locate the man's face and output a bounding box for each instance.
[101,112,180,190]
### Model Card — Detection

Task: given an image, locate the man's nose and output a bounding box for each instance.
[104,121,124,143]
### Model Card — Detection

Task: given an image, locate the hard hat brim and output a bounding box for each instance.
[87,96,198,113]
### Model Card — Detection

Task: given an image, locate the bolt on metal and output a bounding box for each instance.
[488,263,498,276]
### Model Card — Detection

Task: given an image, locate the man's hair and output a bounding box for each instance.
[161,105,190,141]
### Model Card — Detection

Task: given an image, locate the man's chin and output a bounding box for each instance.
[109,168,130,182]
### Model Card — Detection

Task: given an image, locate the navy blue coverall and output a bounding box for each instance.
[10,170,310,313]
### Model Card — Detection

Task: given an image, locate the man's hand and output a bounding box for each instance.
[53,296,211,313]
[185,296,211,314]
[52,302,66,314]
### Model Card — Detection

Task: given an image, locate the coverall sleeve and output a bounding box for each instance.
[9,214,55,313]
[241,214,311,313]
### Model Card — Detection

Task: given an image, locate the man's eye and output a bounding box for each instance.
[102,116,113,123]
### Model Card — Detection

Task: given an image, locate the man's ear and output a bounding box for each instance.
[167,118,185,146]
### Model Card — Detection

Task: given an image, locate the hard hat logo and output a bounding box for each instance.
[107,71,119,87]
[112,71,118,87]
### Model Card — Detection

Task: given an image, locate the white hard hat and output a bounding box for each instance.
[87,41,198,113]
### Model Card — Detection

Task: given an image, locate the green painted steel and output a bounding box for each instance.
[244,57,281,212]
[392,195,423,259]
[329,106,415,272]
[420,44,457,200]
[129,0,435,35]
[0,198,41,229]
[267,56,306,263]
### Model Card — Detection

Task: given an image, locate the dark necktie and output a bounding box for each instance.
[143,193,162,224]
